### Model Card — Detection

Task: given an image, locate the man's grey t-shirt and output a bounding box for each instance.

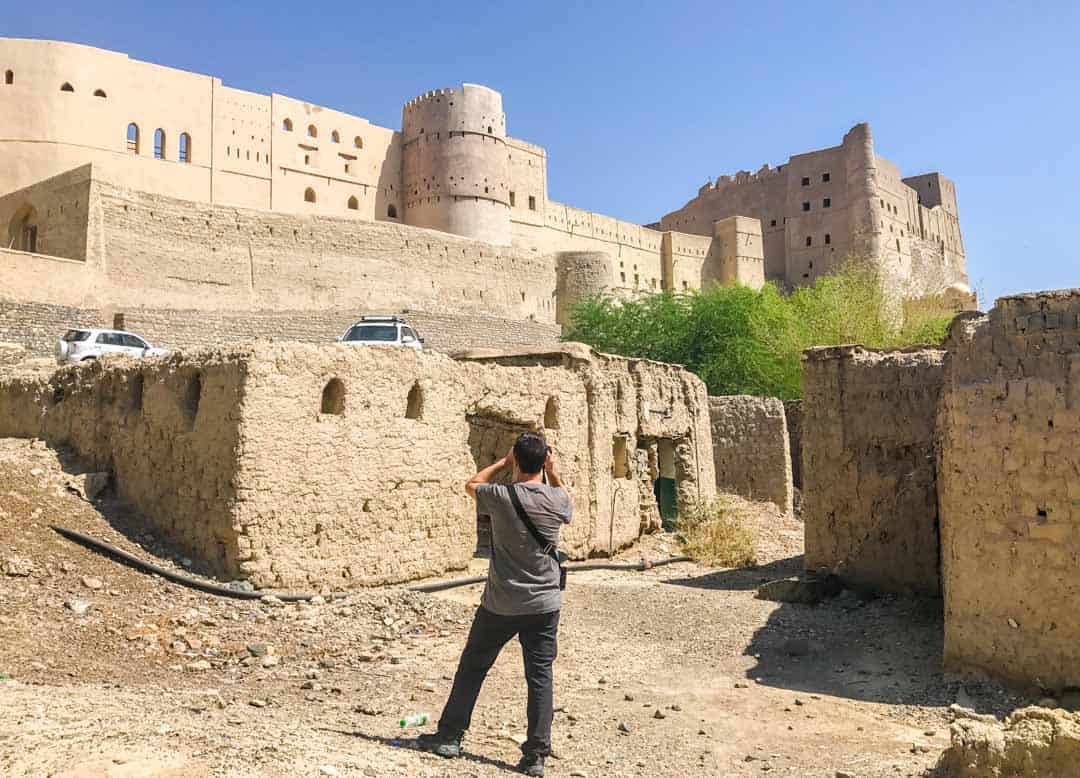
[475,482,572,616]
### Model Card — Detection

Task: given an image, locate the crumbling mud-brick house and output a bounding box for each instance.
[0,343,713,589]
[938,290,1080,690]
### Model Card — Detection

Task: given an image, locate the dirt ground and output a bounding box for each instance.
[0,438,1029,778]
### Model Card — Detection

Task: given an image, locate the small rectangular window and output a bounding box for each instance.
[801,176,810,186]
[770,219,777,227]
[528,195,536,211]
[806,236,812,246]
[802,202,810,212]
[822,172,830,183]
[824,234,831,244]
[509,191,516,207]
[823,198,831,208]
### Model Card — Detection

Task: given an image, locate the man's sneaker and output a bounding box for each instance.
[517,753,545,776]
[415,731,462,758]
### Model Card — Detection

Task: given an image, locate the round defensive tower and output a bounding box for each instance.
[401,83,511,245]
[555,251,613,330]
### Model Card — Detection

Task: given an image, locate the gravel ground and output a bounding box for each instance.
[0,438,1028,777]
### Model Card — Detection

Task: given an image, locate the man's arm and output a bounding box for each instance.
[465,449,512,499]
[544,451,570,498]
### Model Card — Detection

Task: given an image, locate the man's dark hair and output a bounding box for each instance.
[513,432,548,475]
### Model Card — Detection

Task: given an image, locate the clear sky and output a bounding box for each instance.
[7,0,1078,304]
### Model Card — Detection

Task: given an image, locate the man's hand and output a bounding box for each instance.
[544,449,566,491]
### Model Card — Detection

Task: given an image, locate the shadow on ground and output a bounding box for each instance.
[662,555,804,591]
[321,729,519,774]
[667,561,1026,717]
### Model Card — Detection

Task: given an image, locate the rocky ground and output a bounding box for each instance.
[0,438,1030,777]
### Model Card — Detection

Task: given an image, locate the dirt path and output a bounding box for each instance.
[0,438,1026,777]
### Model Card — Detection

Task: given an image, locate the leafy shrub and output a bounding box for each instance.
[675,496,757,568]
[564,260,958,399]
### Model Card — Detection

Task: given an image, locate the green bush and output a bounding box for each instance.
[564,261,956,399]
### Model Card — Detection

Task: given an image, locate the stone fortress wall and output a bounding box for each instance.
[0,343,715,589]
[656,123,969,296]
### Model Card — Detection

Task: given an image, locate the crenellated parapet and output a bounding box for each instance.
[400,83,511,244]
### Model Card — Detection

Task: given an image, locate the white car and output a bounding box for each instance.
[55,328,168,365]
[338,316,424,350]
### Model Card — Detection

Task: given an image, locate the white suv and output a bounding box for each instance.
[338,316,424,350]
[56,328,168,365]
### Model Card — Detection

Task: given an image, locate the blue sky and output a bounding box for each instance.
[7,0,1078,304]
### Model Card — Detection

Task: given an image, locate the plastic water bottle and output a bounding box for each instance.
[398,712,430,728]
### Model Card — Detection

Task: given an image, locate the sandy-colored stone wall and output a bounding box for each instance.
[0,343,713,589]
[0,166,92,260]
[708,396,792,513]
[802,345,945,595]
[0,353,245,572]
[939,291,1080,690]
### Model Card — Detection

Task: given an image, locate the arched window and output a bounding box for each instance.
[307,124,317,138]
[304,187,316,203]
[321,379,345,415]
[153,129,166,160]
[60,82,74,92]
[331,130,340,143]
[93,89,106,98]
[126,123,140,154]
[179,132,191,163]
[386,204,397,218]
[347,196,358,210]
[4,71,13,85]
[282,118,293,131]
[354,136,363,149]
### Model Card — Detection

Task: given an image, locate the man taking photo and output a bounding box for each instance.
[418,431,571,777]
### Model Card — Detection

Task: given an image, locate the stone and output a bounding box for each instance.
[319,766,339,776]
[248,699,268,708]
[624,693,635,702]
[247,643,271,657]
[81,576,104,590]
[1,555,34,576]
[187,660,212,672]
[755,576,842,605]
[261,655,280,668]
[617,722,631,735]
[65,599,92,616]
[653,709,666,720]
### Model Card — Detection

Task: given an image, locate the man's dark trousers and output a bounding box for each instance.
[438,605,560,756]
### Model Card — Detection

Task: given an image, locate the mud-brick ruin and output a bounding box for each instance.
[0,342,713,588]
[802,289,1080,692]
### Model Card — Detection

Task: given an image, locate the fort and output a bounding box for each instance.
[0,38,970,358]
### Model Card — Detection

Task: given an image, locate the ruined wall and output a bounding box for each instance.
[0,166,92,260]
[0,353,246,573]
[0,343,712,588]
[708,396,793,513]
[939,291,1080,690]
[802,345,945,595]
[458,345,716,551]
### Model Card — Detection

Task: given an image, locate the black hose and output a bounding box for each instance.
[52,524,693,599]
[50,525,327,602]
[407,555,693,593]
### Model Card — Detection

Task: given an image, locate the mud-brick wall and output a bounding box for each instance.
[709,396,793,513]
[802,345,945,595]
[939,291,1080,690]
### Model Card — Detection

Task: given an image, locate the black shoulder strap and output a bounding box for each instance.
[507,484,559,562]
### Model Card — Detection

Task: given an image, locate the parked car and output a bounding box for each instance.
[338,315,424,350]
[55,328,168,365]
